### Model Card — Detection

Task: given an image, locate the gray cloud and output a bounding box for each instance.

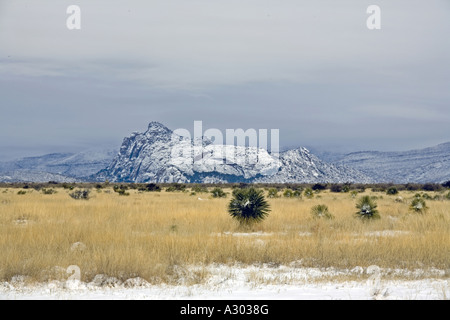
[0,0,449,160]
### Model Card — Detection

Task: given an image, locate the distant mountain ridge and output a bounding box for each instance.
[0,148,116,183]
[329,142,450,183]
[0,122,448,184]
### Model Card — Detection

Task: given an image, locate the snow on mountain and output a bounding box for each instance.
[256,147,372,183]
[96,122,372,183]
[0,148,117,182]
[0,170,78,183]
[2,122,447,184]
[332,142,450,183]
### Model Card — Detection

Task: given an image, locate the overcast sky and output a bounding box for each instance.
[0,0,449,160]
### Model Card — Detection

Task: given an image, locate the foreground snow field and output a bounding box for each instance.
[1,264,449,300]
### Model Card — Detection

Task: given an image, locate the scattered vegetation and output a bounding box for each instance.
[69,189,91,200]
[41,188,57,195]
[138,183,162,192]
[113,185,130,196]
[0,185,449,284]
[165,183,187,192]
[283,188,302,198]
[267,188,279,198]
[191,185,208,194]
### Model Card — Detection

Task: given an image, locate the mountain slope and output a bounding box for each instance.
[256,148,372,183]
[333,142,450,183]
[0,148,117,182]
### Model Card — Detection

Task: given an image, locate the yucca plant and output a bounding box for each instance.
[228,188,270,226]
[304,187,314,199]
[355,195,380,219]
[410,197,428,213]
[311,204,333,219]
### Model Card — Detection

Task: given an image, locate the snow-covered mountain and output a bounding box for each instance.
[330,142,450,183]
[2,122,448,184]
[0,148,117,182]
[95,122,372,183]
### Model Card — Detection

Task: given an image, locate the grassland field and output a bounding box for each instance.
[0,185,449,285]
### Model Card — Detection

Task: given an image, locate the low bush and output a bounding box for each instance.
[267,188,279,198]
[41,188,57,195]
[69,189,91,200]
[211,187,227,198]
[386,187,399,195]
[410,197,428,213]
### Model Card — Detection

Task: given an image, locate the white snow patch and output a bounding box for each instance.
[1,264,448,300]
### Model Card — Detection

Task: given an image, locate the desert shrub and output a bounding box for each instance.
[69,189,91,200]
[341,184,351,193]
[355,195,380,220]
[138,183,161,192]
[17,190,27,195]
[410,197,428,213]
[228,188,270,226]
[41,188,57,195]
[422,183,442,192]
[329,184,342,193]
[211,187,227,198]
[386,187,399,195]
[446,191,450,200]
[312,183,327,191]
[304,188,314,199]
[350,190,359,198]
[267,188,279,198]
[191,185,208,193]
[311,204,333,219]
[62,183,75,190]
[113,185,130,196]
[165,183,187,192]
[404,183,420,191]
[422,193,432,200]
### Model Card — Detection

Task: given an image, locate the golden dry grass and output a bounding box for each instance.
[0,187,449,283]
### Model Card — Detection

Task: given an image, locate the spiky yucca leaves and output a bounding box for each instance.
[304,187,314,199]
[355,196,380,219]
[228,188,271,226]
[410,197,428,213]
[311,204,334,219]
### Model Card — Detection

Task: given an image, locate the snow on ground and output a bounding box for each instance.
[1,264,449,300]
